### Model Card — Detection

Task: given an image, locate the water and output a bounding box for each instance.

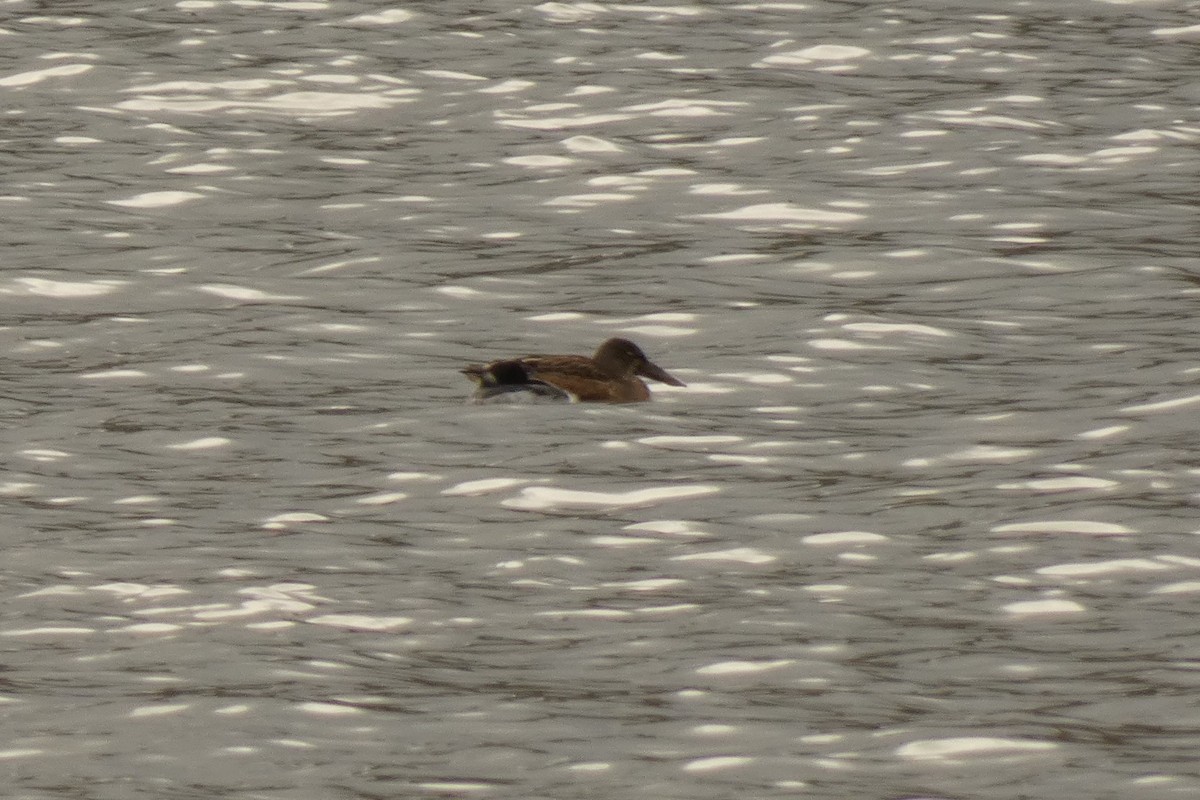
[3,2,1200,798]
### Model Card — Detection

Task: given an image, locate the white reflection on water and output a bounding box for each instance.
[896,737,1058,760]
[501,484,720,511]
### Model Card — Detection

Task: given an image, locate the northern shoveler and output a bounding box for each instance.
[469,359,575,404]
[462,337,685,403]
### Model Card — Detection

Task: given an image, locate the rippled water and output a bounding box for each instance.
[4,2,1200,798]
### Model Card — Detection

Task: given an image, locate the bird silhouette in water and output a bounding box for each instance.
[463,337,685,403]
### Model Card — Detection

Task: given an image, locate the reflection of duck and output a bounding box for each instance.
[462,337,685,404]
[469,360,574,404]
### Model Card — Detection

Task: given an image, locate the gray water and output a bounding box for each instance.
[3,2,1200,798]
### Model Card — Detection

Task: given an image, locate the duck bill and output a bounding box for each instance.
[638,360,686,387]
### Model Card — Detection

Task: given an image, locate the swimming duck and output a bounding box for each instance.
[469,359,575,404]
[462,337,685,403]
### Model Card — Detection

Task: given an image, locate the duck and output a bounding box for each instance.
[462,337,685,403]
[469,359,575,404]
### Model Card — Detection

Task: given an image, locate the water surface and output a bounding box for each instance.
[3,2,1200,798]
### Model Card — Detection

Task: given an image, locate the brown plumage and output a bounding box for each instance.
[462,337,685,403]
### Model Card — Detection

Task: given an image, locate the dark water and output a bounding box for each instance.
[3,2,1200,798]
